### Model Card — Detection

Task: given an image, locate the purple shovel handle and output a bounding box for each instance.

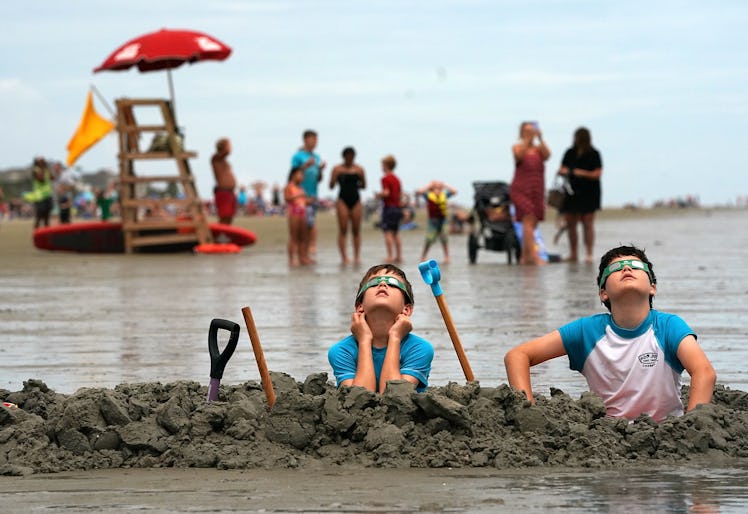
[207,378,221,402]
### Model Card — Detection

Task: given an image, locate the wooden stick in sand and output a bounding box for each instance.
[241,306,276,408]
[418,259,475,382]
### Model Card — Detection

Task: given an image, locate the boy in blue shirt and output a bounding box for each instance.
[504,245,716,422]
[329,264,434,393]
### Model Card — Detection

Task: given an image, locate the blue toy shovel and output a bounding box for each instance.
[207,318,241,402]
[418,259,475,382]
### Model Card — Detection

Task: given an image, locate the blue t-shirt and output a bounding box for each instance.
[328,333,434,392]
[558,309,695,421]
[291,149,321,198]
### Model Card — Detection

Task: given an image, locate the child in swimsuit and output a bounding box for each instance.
[329,146,367,265]
[284,167,312,266]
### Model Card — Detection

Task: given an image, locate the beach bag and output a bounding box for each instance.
[547,175,572,210]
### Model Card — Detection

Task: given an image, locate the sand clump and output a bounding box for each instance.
[2,374,748,476]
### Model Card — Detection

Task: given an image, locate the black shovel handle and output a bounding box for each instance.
[208,318,240,380]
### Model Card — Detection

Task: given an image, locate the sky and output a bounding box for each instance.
[2,0,746,207]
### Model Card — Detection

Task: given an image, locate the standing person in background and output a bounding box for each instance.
[96,181,117,221]
[284,167,312,267]
[291,130,326,255]
[211,138,237,225]
[237,185,248,215]
[0,186,7,222]
[251,181,267,216]
[377,155,403,264]
[416,180,457,263]
[329,146,366,265]
[30,157,56,229]
[510,121,551,265]
[57,181,73,224]
[558,127,603,263]
[271,183,281,214]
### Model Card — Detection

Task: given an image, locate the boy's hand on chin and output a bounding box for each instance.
[389,314,412,341]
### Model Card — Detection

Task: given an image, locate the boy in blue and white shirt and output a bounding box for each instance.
[504,245,716,422]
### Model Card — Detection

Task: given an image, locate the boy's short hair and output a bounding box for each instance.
[381,155,397,171]
[355,264,414,306]
[597,245,657,311]
[303,129,317,139]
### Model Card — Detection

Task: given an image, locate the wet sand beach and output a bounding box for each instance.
[2,207,748,511]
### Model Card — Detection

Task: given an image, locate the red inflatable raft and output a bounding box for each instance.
[33,222,256,253]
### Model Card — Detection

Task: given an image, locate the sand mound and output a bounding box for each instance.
[2,374,748,475]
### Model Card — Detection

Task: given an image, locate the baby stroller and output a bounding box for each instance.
[467,181,520,264]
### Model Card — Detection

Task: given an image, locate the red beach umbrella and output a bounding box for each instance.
[93,28,232,113]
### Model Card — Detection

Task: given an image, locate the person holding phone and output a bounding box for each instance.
[509,121,551,265]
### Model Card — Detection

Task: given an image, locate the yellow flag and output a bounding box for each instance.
[66,91,115,166]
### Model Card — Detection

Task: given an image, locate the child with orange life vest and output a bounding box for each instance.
[416,180,457,263]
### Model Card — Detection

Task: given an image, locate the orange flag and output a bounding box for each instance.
[66,91,115,166]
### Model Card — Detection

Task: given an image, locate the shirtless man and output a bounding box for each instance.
[211,138,237,225]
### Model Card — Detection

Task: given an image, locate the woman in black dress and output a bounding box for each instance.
[558,127,603,263]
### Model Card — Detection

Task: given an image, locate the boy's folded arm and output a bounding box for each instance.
[504,331,567,403]
[677,335,717,410]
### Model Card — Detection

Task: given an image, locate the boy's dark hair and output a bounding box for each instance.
[597,245,657,311]
[342,146,355,158]
[303,129,317,139]
[355,264,414,306]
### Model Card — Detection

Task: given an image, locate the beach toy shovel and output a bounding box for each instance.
[241,306,276,408]
[206,318,241,402]
[418,259,475,382]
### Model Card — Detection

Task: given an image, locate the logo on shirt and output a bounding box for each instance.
[638,352,658,368]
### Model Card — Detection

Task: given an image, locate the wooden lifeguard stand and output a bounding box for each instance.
[115,98,212,253]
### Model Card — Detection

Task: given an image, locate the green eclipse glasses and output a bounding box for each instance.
[356,275,412,304]
[599,259,651,288]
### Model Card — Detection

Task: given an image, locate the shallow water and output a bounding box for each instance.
[2,208,746,397]
[2,465,748,513]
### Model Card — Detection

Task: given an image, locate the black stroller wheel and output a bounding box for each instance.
[468,233,479,264]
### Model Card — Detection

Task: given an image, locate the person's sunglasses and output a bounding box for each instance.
[356,275,412,304]
[599,259,651,288]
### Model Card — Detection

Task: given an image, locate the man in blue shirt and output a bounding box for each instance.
[291,130,326,255]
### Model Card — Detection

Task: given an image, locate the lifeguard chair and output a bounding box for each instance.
[115,98,212,253]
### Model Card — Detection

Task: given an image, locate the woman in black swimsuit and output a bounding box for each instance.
[329,146,366,264]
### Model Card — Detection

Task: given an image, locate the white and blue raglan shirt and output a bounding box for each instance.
[328,333,434,393]
[559,309,696,422]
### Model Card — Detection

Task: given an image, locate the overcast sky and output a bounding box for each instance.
[2,0,746,207]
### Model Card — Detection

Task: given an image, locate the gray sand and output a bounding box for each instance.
[2,373,747,476]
